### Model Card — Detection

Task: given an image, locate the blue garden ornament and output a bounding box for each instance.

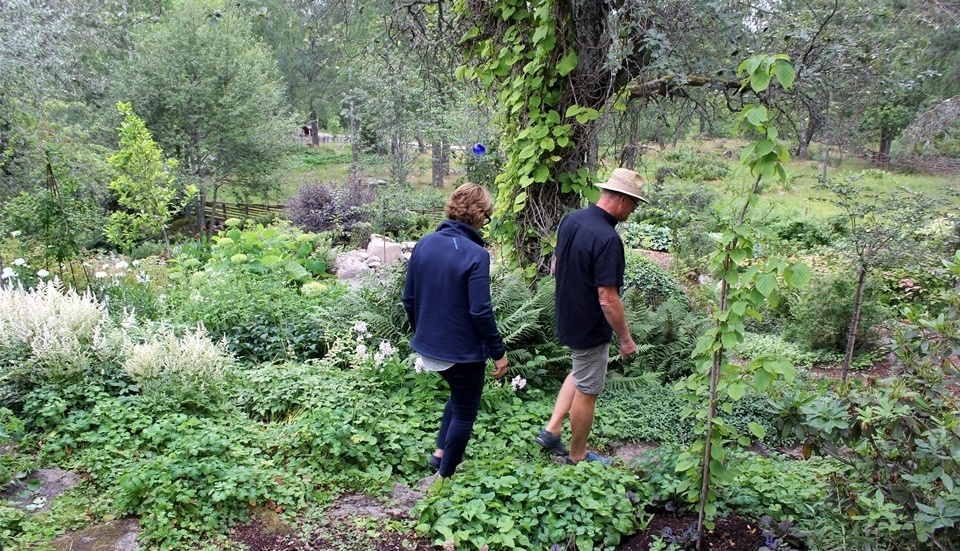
[471,142,486,156]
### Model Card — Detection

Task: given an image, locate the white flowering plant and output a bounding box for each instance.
[122,325,234,413]
[0,280,126,394]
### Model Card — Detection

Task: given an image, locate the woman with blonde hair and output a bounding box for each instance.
[403,183,508,478]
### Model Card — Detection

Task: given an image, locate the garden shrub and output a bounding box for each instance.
[732,332,824,368]
[204,219,337,284]
[361,183,447,241]
[775,255,960,548]
[113,413,302,547]
[624,251,687,308]
[621,222,672,251]
[766,210,841,251]
[632,445,834,527]
[782,272,890,353]
[595,384,690,445]
[167,269,338,363]
[633,181,723,279]
[287,179,375,238]
[658,147,731,182]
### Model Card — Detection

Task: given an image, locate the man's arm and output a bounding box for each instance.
[598,285,636,356]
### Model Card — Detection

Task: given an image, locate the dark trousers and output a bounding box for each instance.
[436,361,485,477]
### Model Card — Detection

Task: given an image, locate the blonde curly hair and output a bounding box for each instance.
[444,183,493,228]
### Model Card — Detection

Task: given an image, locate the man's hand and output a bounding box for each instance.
[619,337,637,357]
[492,356,508,379]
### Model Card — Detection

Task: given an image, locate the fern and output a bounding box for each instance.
[489,269,567,382]
[620,294,708,381]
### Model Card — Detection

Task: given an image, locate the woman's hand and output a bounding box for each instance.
[492,356,508,379]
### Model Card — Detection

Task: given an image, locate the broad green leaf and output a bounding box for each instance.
[750,71,771,92]
[533,165,550,182]
[747,422,766,439]
[755,272,777,297]
[557,51,579,76]
[728,382,747,400]
[773,61,796,89]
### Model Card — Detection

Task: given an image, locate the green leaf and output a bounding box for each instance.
[745,105,769,126]
[533,165,550,183]
[747,422,766,439]
[784,263,811,287]
[556,52,579,76]
[750,71,771,92]
[727,382,746,400]
[285,261,309,282]
[773,61,796,89]
[755,272,777,297]
[460,26,480,43]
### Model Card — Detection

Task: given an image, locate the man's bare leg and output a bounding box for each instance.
[544,373,576,436]
[567,390,598,462]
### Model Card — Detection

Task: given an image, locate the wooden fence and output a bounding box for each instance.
[203,201,446,227]
[204,201,287,223]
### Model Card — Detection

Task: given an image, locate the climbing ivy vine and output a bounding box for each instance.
[453,0,604,277]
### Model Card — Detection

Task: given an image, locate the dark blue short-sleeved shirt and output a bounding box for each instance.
[554,204,625,349]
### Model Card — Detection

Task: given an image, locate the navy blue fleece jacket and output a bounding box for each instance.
[402,220,506,363]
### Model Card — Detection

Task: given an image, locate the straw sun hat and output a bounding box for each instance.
[595,168,650,204]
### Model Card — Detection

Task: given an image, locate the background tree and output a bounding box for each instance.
[113,0,297,235]
[106,102,196,255]
[816,177,941,377]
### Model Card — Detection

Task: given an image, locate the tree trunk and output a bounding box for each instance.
[349,100,359,180]
[621,140,639,170]
[821,145,829,182]
[310,109,319,147]
[207,185,221,239]
[797,118,817,160]
[431,140,444,187]
[442,138,450,176]
[879,133,893,165]
[196,192,206,235]
[842,264,868,380]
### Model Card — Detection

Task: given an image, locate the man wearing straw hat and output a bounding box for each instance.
[536,168,648,465]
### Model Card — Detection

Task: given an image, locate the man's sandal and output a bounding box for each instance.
[535,429,569,455]
[564,451,613,467]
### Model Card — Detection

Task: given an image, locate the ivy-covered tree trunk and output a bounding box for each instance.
[456,0,650,275]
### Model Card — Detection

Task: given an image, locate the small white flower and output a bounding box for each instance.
[102,264,110,270]
[12,258,26,266]
[378,341,395,356]
[36,269,49,278]
[510,375,527,392]
[1,267,15,279]
[352,321,368,334]
[115,260,129,270]
[94,271,107,279]
[355,344,369,361]
[132,259,141,266]
[414,356,425,374]
[10,230,21,237]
